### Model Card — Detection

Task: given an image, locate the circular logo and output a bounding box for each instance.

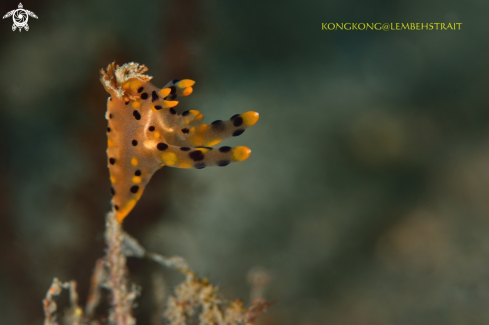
[13,9,28,28]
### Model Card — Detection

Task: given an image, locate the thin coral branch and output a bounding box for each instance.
[44,217,270,325]
[104,211,138,325]
[43,278,83,325]
[122,231,189,271]
[85,258,107,318]
[146,252,190,271]
[121,231,146,258]
[164,269,271,325]
[120,232,271,325]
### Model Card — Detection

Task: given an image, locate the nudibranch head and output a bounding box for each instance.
[100,62,153,102]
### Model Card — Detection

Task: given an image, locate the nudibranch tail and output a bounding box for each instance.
[101,62,259,222]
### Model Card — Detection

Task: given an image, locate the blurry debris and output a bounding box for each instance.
[243,299,275,325]
[348,113,406,166]
[161,0,203,78]
[151,272,167,325]
[376,209,450,271]
[247,267,271,301]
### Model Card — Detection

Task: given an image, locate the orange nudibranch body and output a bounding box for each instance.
[100,62,259,222]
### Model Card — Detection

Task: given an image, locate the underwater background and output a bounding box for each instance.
[0,0,488,324]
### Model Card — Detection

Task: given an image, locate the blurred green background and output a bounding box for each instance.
[0,0,488,324]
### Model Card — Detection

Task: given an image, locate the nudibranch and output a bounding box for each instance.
[100,62,259,222]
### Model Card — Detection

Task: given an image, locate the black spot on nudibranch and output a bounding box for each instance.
[157,142,168,151]
[172,79,181,84]
[170,86,176,95]
[135,170,141,176]
[182,128,190,134]
[148,126,155,131]
[233,129,245,137]
[182,110,190,116]
[219,146,231,153]
[132,140,138,146]
[233,116,243,127]
[152,90,159,102]
[109,114,113,119]
[109,158,116,165]
[137,87,144,93]
[141,92,148,100]
[114,205,119,211]
[189,150,205,161]
[130,185,139,193]
[107,127,111,132]
[154,105,163,110]
[230,114,240,120]
[211,120,225,130]
[111,187,115,195]
[194,162,206,169]
[218,160,230,167]
[133,110,141,120]
[180,147,191,151]
[169,108,176,115]
[125,101,130,105]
